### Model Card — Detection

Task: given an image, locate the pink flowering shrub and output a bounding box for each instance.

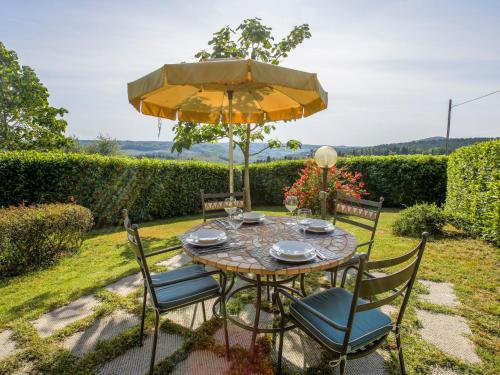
[283,160,368,213]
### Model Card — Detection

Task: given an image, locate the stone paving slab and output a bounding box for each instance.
[237,304,275,328]
[417,309,480,363]
[0,330,18,361]
[272,328,388,374]
[419,280,460,307]
[213,321,256,349]
[33,295,100,337]
[156,253,191,269]
[171,350,231,375]
[272,328,323,371]
[336,352,388,375]
[380,304,397,316]
[98,330,183,375]
[62,310,140,357]
[165,298,217,330]
[104,273,142,296]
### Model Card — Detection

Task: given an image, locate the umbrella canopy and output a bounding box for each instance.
[127,58,328,192]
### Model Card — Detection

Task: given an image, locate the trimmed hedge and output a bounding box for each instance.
[250,155,448,207]
[0,152,447,225]
[0,151,241,226]
[249,160,306,206]
[0,204,93,276]
[446,140,500,246]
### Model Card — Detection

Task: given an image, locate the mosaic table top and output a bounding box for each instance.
[181,216,357,276]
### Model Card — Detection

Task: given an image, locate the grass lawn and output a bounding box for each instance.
[0,208,498,374]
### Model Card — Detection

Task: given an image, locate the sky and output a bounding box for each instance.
[2,0,500,146]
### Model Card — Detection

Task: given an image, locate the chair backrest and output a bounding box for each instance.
[200,189,245,221]
[333,191,384,258]
[123,209,159,308]
[342,233,428,352]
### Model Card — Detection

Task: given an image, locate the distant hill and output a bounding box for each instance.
[78,137,497,162]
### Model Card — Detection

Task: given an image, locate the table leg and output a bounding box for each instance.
[300,274,307,296]
[250,275,262,361]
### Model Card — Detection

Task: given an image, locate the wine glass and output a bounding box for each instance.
[284,195,298,225]
[224,197,237,217]
[227,208,244,231]
[297,208,312,240]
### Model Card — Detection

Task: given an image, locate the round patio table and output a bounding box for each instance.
[181,215,357,358]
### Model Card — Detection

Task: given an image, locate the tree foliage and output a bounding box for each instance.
[0,42,74,151]
[172,18,311,208]
[84,133,121,156]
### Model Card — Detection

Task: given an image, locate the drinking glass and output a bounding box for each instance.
[284,195,298,225]
[228,208,244,231]
[224,197,237,217]
[297,208,312,240]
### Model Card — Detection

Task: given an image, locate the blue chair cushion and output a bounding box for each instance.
[152,265,220,310]
[151,264,207,284]
[290,288,392,352]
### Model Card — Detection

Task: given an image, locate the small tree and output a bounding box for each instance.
[84,134,121,156]
[0,42,74,151]
[171,18,312,210]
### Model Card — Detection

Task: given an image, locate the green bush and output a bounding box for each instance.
[0,203,93,276]
[250,155,448,207]
[0,151,241,226]
[392,203,447,237]
[445,140,500,246]
[249,160,305,205]
[0,152,447,226]
[338,155,448,206]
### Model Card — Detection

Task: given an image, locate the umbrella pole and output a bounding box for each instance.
[228,90,234,194]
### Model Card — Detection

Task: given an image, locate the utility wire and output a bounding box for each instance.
[452,89,500,108]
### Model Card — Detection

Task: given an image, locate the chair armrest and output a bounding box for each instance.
[151,269,220,288]
[144,245,183,258]
[356,240,374,249]
[274,288,348,332]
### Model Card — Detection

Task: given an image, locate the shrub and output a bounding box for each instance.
[445,140,500,246]
[0,152,447,225]
[0,203,93,276]
[249,160,305,206]
[0,151,241,226]
[283,160,367,213]
[392,203,446,237]
[250,155,448,207]
[337,155,448,207]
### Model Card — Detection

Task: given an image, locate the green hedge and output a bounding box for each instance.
[0,151,241,226]
[0,204,93,276]
[250,155,448,207]
[338,155,448,206]
[0,152,447,226]
[249,160,306,206]
[445,140,500,246]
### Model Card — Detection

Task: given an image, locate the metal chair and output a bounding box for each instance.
[329,191,384,287]
[123,210,230,374]
[274,233,428,375]
[200,189,245,222]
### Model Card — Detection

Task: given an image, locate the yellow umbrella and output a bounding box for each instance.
[128,58,328,193]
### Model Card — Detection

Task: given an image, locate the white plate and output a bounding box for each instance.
[186,229,227,247]
[272,240,315,258]
[307,224,335,233]
[307,219,330,230]
[269,247,316,263]
[242,212,265,223]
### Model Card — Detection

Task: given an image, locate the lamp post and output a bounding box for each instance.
[314,146,338,219]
